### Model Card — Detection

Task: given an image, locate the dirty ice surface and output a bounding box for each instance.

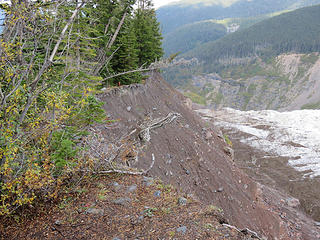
[198,108,320,178]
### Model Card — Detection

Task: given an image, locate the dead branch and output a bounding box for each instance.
[93,11,128,75]
[103,66,159,81]
[30,1,86,89]
[106,12,127,50]
[139,112,181,142]
[18,1,86,124]
[222,223,262,240]
[102,58,199,82]
[85,153,155,176]
[84,113,180,175]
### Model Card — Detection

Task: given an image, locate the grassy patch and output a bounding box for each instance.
[212,92,224,105]
[223,135,233,147]
[301,53,319,65]
[184,92,207,105]
[301,101,320,109]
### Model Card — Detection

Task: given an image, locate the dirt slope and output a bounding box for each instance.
[93,72,320,239]
[2,174,250,240]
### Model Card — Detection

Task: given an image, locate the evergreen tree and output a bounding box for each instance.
[133,0,164,66]
[107,17,141,85]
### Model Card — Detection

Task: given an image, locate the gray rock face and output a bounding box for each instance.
[188,54,320,111]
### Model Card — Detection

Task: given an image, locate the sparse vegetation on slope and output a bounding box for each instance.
[1,174,249,239]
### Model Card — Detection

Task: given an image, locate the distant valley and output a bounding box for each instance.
[158,0,320,35]
[157,1,320,110]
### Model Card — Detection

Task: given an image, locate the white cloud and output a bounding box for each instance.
[153,0,177,9]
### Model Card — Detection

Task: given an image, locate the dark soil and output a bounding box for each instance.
[94,72,320,239]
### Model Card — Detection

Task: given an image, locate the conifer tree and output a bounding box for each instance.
[107,17,141,85]
[133,0,164,66]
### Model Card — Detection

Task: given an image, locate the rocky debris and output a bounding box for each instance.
[176,226,187,234]
[85,208,105,216]
[113,197,131,206]
[93,72,319,239]
[111,182,123,192]
[205,131,213,140]
[153,190,161,197]
[126,185,137,193]
[54,220,62,226]
[217,187,224,193]
[178,197,187,206]
[0,172,295,239]
[287,197,300,208]
[142,177,154,186]
[126,106,132,112]
[137,215,144,222]
[183,98,193,110]
[224,146,234,160]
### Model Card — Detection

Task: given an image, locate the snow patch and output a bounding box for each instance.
[212,108,320,178]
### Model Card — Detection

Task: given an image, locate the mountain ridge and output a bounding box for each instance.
[183,4,320,71]
[162,4,320,111]
[157,0,320,34]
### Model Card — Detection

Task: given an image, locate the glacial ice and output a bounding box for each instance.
[211,108,320,178]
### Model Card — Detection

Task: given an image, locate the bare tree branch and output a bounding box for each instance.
[93,11,128,75]
[30,1,86,90]
[222,224,262,240]
[19,1,86,124]
[83,153,155,176]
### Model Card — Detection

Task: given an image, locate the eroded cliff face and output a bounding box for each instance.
[93,72,319,239]
[189,53,320,111]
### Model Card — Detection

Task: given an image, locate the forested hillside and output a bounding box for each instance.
[162,4,320,111]
[162,12,286,56]
[157,0,320,35]
[184,4,320,72]
[162,21,226,56]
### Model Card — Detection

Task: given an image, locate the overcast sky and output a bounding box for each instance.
[153,0,177,9]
